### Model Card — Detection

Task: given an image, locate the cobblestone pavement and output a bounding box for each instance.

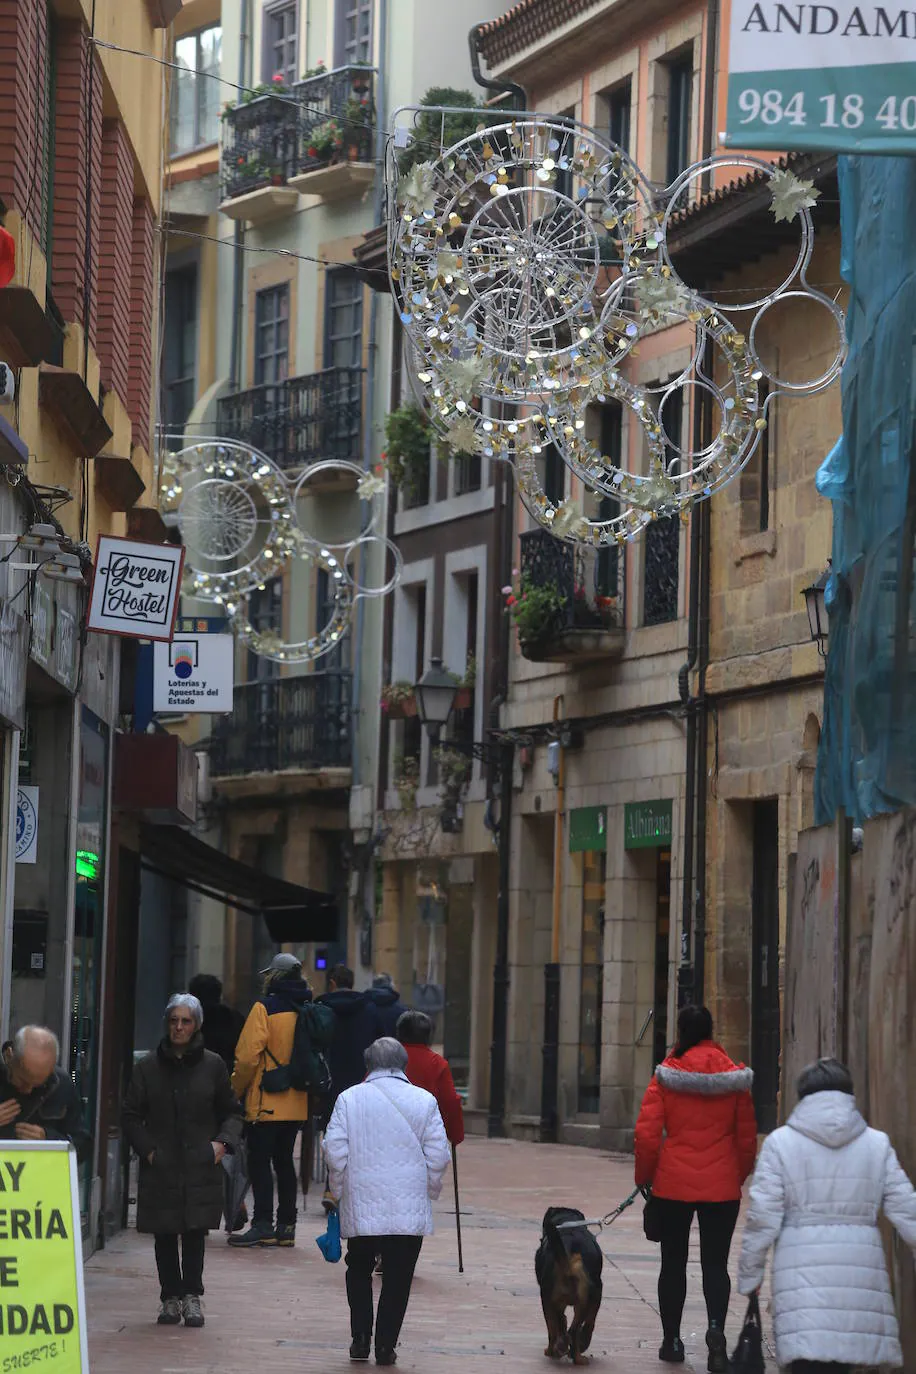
[86,1136,778,1372]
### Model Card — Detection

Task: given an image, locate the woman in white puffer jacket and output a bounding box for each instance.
[737,1058,916,1372]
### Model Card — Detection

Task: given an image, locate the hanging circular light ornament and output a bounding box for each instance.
[292,457,385,549]
[160,441,297,602]
[228,543,353,664]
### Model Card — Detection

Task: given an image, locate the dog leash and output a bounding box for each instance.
[553,1185,647,1233]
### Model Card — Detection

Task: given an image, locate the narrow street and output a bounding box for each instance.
[86,1137,776,1373]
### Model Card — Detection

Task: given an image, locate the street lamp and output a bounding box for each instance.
[802,563,831,659]
[415,656,459,737]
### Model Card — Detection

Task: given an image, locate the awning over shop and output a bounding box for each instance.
[138,824,338,944]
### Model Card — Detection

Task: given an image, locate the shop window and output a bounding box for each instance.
[577,851,606,1113]
[170,24,222,154]
[665,52,693,184]
[254,283,290,386]
[263,2,298,85]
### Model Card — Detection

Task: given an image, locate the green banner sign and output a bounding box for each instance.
[724,3,916,154]
[569,806,607,854]
[624,800,673,850]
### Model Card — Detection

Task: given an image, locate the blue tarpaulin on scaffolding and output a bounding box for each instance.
[815,157,916,824]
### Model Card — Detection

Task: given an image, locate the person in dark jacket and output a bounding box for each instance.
[317,964,382,1210]
[366,973,409,1037]
[397,1010,465,1145]
[0,1026,89,1158]
[188,973,245,1075]
[122,993,242,1329]
[229,953,314,1249]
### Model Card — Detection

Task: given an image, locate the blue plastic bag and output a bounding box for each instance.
[316,1207,341,1263]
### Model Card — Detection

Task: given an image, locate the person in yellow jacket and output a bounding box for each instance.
[229,953,312,1248]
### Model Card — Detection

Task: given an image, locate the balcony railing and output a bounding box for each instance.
[518,528,625,662]
[294,65,375,171]
[209,672,352,777]
[216,367,364,471]
[220,94,300,199]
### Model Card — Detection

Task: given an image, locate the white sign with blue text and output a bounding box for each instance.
[16,785,39,864]
[153,634,235,714]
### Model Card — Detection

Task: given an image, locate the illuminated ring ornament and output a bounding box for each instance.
[343,534,404,598]
[228,545,353,664]
[388,112,847,543]
[161,441,296,600]
[292,458,385,548]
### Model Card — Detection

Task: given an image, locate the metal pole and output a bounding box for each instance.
[487,739,513,1137]
[451,1144,464,1274]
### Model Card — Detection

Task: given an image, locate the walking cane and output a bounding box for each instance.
[451,1144,464,1274]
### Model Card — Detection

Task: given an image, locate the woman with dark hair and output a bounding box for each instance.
[738,1057,916,1373]
[635,1005,757,1370]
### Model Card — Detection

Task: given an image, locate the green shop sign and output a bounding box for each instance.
[624,800,673,850]
[569,806,607,854]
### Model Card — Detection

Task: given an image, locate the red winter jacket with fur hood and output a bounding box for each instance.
[634,1041,757,1203]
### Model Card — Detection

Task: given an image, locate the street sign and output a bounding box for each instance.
[15,786,38,864]
[87,536,184,642]
[724,2,916,154]
[0,1142,89,1372]
[153,633,234,714]
[624,800,673,850]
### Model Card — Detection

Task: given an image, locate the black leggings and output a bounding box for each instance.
[656,1198,740,1341]
[791,1365,850,1374]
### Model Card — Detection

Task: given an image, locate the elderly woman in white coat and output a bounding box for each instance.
[738,1058,916,1373]
[324,1036,450,1367]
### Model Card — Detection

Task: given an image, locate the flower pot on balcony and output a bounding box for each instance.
[351,76,370,94]
[271,172,285,186]
[346,143,360,162]
[453,687,472,711]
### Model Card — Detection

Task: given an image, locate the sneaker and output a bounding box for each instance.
[659,1337,685,1363]
[375,1350,397,1367]
[276,1224,296,1247]
[182,1294,205,1328]
[157,1297,182,1325]
[706,1324,727,1373]
[228,1223,276,1247]
[349,1335,371,1361]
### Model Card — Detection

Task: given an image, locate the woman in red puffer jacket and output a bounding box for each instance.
[635,1005,757,1372]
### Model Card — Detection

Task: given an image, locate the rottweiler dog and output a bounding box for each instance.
[535,1206,603,1364]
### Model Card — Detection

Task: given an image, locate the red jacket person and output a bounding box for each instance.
[396,1010,464,1145]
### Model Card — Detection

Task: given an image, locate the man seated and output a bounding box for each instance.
[0,1025,89,1157]
[397,1010,464,1145]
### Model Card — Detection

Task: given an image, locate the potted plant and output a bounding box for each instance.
[394,753,420,811]
[350,62,371,94]
[504,578,567,654]
[301,60,327,81]
[434,745,472,806]
[383,405,432,504]
[342,95,373,161]
[595,588,618,626]
[305,117,344,165]
[270,163,286,186]
[380,680,417,718]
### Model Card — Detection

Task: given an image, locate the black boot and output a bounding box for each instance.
[706,1323,728,1373]
[659,1336,685,1363]
[349,1334,371,1362]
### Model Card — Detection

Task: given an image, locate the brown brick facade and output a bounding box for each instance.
[129,195,155,447]
[0,0,49,248]
[51,18,102,336]
[97,119,134,404]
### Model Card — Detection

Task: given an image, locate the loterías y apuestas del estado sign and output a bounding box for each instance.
[724,3,916,154]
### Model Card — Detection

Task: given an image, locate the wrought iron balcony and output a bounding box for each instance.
[293,65,375,171]
[220,94,300,199]
[209,672,352,778]
[216,367,364,471]
[517,528,625,664]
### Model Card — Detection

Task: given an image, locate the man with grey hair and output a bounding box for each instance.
[324,1036,450,1366]
[0,1025,88,1157]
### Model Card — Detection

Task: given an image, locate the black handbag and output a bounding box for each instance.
[642,1188,663,1242]
[730,1293,765,1373]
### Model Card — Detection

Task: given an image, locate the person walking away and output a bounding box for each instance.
[738,1057,916,1374]
[366,973,409,1038]
[189,973,245,1075]
[635,1004,757,1370]
[230,953,315,1248]
[397,1010,464,1145]
[318,963,383,1209]
[122,993,242,1328]
[324,1037,450,1366]
[1,1025,90,1157]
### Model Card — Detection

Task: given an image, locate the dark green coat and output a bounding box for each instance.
[122,1035,242,1234]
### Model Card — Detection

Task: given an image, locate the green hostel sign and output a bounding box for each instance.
[624,800,673,850]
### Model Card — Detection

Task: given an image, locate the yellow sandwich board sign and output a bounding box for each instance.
[0,1141,88,1372]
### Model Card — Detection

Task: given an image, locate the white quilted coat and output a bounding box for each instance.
[324,1068,450,1239]
[738,1091,916,1368]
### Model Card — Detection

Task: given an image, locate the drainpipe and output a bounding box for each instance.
[468,25,528,110]
[228,0,250,391]
[540,695,564,1143]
